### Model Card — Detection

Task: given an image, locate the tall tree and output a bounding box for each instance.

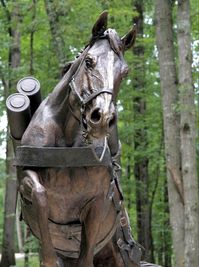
[177,1,199,266]
[29,0,37,75]
[155,0,185,266]
[44,0,67,73]
[0,1,21,266]
[133,0,152,261]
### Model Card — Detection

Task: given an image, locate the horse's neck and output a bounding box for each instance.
[47,91,81,147]
[21,92,80,148]
[47,50,87,108]
[22,56,85,147]
[63,111,81,147]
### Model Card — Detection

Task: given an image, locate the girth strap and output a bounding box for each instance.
[14,145,111,168]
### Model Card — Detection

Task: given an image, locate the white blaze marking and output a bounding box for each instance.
[107,51,114,90]
[94,51,114,115]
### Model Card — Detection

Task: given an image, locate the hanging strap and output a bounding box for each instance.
[116,211,142,267]
[107,154,142,266]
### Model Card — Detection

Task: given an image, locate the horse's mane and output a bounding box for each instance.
[48,46,90,107]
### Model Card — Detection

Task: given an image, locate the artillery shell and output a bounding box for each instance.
[17,76,41,115]
[6,93,31,140]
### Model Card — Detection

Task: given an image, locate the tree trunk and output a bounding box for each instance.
[155,1,185,266]
[30,0,37,75]
[163,179,172,267]
[44,0,67,72]
[177,1,199,266]
[0,2,21,267]
[149,134,164,263]
[125,155,132,211]
[132,0,152,261]
[16,201,24,253]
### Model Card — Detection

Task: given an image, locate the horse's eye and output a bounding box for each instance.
[85,57,93,69]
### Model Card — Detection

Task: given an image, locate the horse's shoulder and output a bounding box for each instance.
[21,97,62,147]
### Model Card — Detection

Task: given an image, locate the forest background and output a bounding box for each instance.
[0,1,198,267]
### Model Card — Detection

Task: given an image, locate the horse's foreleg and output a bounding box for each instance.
[78,195,105,267]
[20,170,60,267]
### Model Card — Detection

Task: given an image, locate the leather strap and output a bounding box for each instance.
[69,78,113,106]
[14,145,111,168]
[116,221,142,267]
[108,158,142,266]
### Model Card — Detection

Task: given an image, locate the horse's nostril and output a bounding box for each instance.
[90,108,101,124]
[108,114,116,128]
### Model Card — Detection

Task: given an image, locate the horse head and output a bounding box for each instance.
[67,11,136,140]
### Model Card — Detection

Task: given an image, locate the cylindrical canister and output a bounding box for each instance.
[17,76,41,115]
[6,93,31,140]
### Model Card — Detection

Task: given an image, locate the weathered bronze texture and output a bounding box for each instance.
[6,93,31,140]
[14,146,111,167]
[9,11,142,267]
[17,76,41,115]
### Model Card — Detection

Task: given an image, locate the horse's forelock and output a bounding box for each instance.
[89,28,122,56]
[106,29,123,55]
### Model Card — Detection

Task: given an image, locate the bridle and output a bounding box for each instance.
[68,29,121,115]
[69,78,113,111]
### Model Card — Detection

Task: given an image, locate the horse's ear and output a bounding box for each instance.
[92,11,108,38]
[121,25,137,51]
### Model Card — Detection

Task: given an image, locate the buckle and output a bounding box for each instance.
[120,216,127,227]
[117,238,131,251]
[117,238,124,249]
[129,244,142,264]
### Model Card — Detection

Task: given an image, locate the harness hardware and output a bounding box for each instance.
[120,216,127,227]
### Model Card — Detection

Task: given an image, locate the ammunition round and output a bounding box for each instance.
[6,93,31,140]
[17,76,41,115]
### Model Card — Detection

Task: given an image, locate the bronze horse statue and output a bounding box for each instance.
[10,11,160,267]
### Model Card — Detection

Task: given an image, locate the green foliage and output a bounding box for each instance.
[16,254,39,267]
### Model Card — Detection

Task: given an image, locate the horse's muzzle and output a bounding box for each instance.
[89,106,116,127]
[83,94,116,139]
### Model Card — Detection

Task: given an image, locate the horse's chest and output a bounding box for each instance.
[40,166,110,223]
